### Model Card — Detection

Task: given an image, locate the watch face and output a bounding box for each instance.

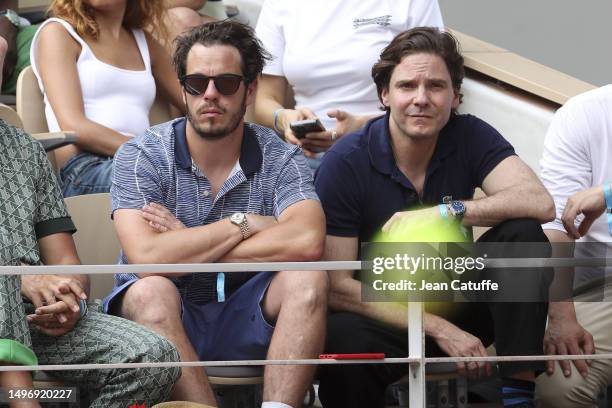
[230,213,244,224]
[451,201,466,215]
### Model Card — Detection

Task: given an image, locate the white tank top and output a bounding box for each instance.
[30,18,156,138]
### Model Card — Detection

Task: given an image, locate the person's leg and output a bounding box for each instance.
[0,276,40,408]
[478,218,552,406]
[29,302,180,408]
[117,276,217,406]
[536,300,612,408]
[59,153,113,197]
[259,270,328,408]
[317,312,410,408]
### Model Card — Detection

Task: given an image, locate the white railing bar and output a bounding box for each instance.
[0,261,362,275]
[0,257,611,275]
[0,353,607,372]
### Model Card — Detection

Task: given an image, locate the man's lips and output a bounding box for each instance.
[198,108,223,117]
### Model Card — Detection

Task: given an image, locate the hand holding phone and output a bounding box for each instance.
[289,118,326,139]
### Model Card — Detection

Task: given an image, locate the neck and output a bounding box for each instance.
[186,122,244,174]
[92,5,127,40]
[389,128,438,178]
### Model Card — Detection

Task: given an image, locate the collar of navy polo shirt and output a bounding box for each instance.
[173,117,263,176]
[368,111,458,183]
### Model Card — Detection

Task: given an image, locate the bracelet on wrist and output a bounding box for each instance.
[273,108,285,135]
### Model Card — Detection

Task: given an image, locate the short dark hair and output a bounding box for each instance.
[371,27,464,109]
[173,20,271,84]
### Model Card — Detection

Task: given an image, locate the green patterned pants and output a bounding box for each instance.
[0,275,181,407]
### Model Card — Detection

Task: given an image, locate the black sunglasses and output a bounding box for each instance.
[180,73,245,96]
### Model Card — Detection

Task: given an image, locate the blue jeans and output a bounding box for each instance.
[59,152,113,197]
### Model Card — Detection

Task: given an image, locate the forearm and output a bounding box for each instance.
[463,184,555,226]
[254,75,289,130]
[254,94,284,130]
[329,275,448,334]
[59,117,130,156]
[129,218,243,267]
[220,220,324,263]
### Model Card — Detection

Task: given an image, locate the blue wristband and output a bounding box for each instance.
[604,183,612,236]
[216,272,226,302]
[438,203,449,219]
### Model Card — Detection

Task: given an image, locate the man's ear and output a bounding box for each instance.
[246,78,258,106]
[381,87,390,109]
[452,89,460,110]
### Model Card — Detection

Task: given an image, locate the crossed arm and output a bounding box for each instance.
[114,199,326,277]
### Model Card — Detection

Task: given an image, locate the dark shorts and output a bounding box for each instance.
[104,272,275,361]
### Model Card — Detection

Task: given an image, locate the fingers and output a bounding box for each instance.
[283,129,302,146]
[326,109,347,120]
[566,341,589,377]
[561,203,580,239]
[556,343,571,377]
[582,331,595,366]
[303,131,334,143]
[41,287,57,307]
[29,291,44,309]
[578,215,597,238]
[296,107,317,120]
[52,279,86,304]
[148,220,168,232]
[34,300,73,316]
[544,341,557,375]
[54,291,80,314]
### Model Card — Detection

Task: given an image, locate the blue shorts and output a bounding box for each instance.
[59,152,113,197]
[104,272,275,361]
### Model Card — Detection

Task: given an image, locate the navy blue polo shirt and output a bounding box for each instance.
[315,112,516,243]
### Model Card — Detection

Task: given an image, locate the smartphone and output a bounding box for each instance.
[289,119,326,139]
[319,353,386,360]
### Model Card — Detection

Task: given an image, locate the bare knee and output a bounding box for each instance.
[121,276,181,327]
[284,270,329,312]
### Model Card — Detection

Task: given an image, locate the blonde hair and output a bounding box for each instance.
[49,0,168,40]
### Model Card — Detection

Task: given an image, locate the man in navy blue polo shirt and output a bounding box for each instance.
[104,21,327,408]
[315,27,555,408]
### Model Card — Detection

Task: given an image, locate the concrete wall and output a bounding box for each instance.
[438,0,611,87]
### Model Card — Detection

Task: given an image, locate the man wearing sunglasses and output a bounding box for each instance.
[105,21,327,408]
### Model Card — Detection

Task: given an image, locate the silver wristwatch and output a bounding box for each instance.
[230,212,251,239]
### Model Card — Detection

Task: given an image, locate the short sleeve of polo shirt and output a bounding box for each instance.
[256,0,285,77]
[465,116,516,187]
[314,151,362,237]
[32,138,75,239]
[111,139,164,213]
[273,149,319,217]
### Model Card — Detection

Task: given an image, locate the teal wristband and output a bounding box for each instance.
[438,203,449,219]
[217,272,226,302]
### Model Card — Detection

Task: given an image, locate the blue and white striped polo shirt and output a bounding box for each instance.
[110,118,319,304]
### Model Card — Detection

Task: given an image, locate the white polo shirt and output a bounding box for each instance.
[256,0,444,130]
